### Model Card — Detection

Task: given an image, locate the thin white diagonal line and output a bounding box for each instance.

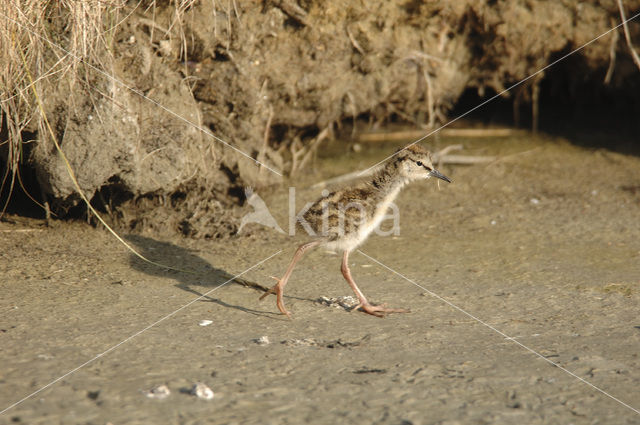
[357,249,640,416]
[359,10,640,176]
[0,12,283,177]
[0,250,282,416]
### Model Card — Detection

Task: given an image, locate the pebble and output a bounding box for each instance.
[198,320,213,327]
[191,382,214,400]
[143,384,170,399]
[253,336,270,345]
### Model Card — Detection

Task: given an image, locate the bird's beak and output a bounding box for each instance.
[430,168,451,183]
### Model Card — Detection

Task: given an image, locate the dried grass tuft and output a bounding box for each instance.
[0,0,201,216]
[0,0,126,215]
[0,0,212,272]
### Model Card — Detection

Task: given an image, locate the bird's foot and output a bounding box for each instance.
[259,276,292,318]
[354,302,410,318]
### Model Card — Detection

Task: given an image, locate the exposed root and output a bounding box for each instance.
[617,0,640,71]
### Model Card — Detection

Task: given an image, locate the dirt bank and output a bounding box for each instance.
[2,1,639,235]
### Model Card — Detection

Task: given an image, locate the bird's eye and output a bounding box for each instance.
[416,161,423,167]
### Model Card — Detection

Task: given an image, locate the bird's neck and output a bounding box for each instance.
[370,163,409,200]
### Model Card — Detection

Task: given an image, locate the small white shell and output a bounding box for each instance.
[253,336,270,346]
[198,320,213,326]
[191,382,214,400]
[143,384,170,399]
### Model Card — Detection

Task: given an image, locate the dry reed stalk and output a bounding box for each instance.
[604,17,620,84]
[617,0,640,71]
[355,128,519,143]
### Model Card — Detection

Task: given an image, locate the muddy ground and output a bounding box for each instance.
[1,134,639,424]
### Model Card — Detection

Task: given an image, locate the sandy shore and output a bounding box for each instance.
[1,135,639,424]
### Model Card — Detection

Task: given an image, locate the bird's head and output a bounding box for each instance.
[394,145,451,183]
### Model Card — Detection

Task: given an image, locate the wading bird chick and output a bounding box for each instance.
[260,144,451,318]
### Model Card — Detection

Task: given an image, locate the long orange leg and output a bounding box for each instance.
[259,241,321,317]
[341,250,410,318]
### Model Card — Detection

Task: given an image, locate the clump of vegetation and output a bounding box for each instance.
[0,0,125,214]
[0,1,203,217]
